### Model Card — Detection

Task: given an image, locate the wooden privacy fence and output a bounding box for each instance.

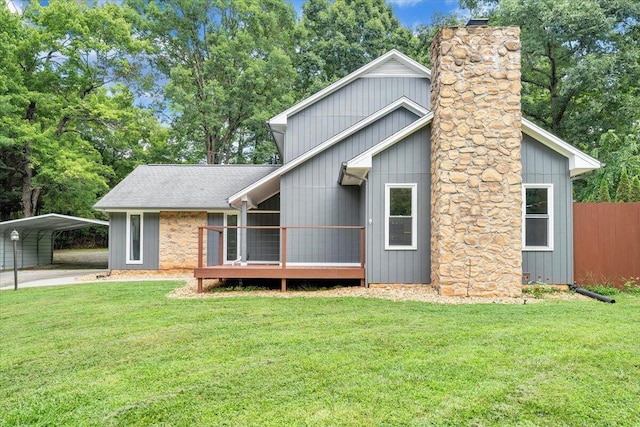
[574,202,640,287]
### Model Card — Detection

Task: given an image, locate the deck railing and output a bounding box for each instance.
[198,226,365,268]
[195,225,365,291]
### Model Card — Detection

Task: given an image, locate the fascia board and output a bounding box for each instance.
[230,98,430,206]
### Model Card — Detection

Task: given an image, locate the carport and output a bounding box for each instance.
[0,214,109,270]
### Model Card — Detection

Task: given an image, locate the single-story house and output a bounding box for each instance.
[94,23,601,297]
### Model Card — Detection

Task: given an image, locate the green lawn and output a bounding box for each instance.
[1,282,639,426]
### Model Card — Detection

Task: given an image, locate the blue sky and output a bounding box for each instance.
[288,0,466,29]
[387,0,466,28]
[8,0,466,29]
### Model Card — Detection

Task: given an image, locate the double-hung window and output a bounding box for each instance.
[126,212,143,264]
[385,183,417,250]
[522,184,553,251]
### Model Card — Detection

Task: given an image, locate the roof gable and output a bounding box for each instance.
[268,50,431,151]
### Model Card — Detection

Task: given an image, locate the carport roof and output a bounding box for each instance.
[0,214,108,236]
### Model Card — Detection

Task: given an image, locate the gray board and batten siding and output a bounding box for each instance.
[521,134,573,285]
[285,77,430,162]
[281,107,421,265]
[367,126,431,284]
[108,212,160,270]
[206,213,223,266]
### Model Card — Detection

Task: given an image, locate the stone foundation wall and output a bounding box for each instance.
[430,26,523,297]
[159,211,207,270]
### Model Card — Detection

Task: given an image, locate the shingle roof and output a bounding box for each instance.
[94,164,280,210]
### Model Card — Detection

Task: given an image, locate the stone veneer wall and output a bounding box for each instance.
[159,211,207,269]
[429,26,523,297]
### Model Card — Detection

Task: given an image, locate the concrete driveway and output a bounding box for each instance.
[0,268,108,290]
[0,249,108,290]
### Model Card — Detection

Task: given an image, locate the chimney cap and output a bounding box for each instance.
[466,18,490,27]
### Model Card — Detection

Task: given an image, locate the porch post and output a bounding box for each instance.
[240,199,248,264]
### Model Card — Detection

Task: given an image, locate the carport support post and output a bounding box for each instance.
[10,229,19,290]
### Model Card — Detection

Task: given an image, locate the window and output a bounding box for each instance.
[126,212,143,264]
[385,183,417,250]
[225,213,239,262]
[523,184,553,251]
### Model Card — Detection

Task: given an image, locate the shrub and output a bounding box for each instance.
[623,277,640,295]
[583,284,620,296]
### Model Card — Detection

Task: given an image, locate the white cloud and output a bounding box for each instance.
[387,0,424,8]
[5,0,24,14]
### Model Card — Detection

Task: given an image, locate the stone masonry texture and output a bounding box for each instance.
[430,26,523,297]
[159,211,207,269]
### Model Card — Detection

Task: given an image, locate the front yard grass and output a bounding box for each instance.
[1,281,639,426]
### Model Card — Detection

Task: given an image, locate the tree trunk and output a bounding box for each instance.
[21,101,40,217]
[206,134,215,164]
[21,161,40,218]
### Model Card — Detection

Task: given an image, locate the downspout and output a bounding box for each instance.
[570,283,616,303]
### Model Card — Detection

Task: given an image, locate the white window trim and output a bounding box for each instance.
[522,183,554,251]
[223,212,240,264]
[125,212,144,264]
[385,183,418,250]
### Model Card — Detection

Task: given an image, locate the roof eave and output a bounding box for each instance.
[521,118,601,176]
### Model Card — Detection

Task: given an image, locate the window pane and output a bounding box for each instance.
[389,217,412,246]
[390,188,412,216]
[526,188,548,214]
[526,217,548,247]
[227,215,238,261]
[129,214,141,261]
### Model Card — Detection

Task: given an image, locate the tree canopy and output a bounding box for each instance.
[0,0,167,219]
[2,0,640,223]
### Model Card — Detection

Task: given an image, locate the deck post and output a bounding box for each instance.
[218,231,224,266]
[360,227,365,287]
[197,227,203,269]
[197,278,203,293]
[281,227,287,292]
[281,227,287,268]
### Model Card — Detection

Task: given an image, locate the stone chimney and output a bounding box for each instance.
[429,25,523,297]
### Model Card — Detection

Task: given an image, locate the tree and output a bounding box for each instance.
[575,127,640,202]
[597,178,611,202]
[630,176,640,202]
[295,0,415,97]
[127,0,297,165]
[410,14,466,67]
[488,0,640,149]
[0,1,163,219]
[615,169,632,202]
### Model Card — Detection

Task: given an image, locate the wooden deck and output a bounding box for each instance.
[194,225,365,292]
